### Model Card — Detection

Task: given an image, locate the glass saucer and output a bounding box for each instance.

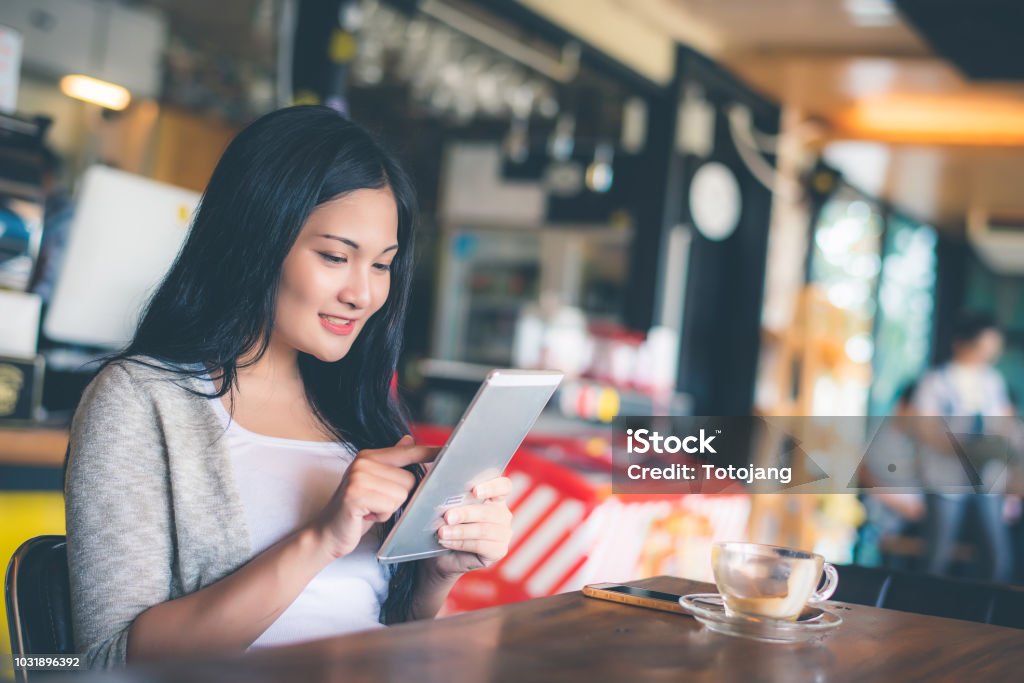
[678,593,842,644]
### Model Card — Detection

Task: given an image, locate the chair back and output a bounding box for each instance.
[835,563,1024,628]
[988,586,1024,629]
[832,563,892,607]
[883,571,994,622]
[5,535,75,681]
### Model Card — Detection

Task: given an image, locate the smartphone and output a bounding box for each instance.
[582,582,685,614]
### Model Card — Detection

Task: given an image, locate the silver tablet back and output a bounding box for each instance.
[378,369,563,563]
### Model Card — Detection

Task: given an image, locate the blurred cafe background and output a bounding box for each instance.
[3,0,1024,651]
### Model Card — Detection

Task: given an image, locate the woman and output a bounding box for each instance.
[64,106,514,668]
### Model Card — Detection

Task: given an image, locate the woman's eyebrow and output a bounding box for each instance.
[317,234,399,254]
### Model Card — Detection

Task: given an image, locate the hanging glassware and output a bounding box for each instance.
[548,112,576,161]
[585,140,615,193]
[503,81,535,163]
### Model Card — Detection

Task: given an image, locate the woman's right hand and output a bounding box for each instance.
[313,435,439,559]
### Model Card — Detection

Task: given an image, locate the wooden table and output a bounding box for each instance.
[116,576,1024,682]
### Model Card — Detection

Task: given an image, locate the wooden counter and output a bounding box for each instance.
[0,427,68,467]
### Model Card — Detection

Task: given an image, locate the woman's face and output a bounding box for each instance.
[273,187,399,363]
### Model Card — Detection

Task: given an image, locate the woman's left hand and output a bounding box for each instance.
[428,476,514,578]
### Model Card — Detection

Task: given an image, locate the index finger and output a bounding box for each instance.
[361,444,440,468]
[472,476,513,500]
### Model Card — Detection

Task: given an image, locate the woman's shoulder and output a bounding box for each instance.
[78,355,208,417]
[86,355,172,390]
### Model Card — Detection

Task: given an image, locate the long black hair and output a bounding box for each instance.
[105,105,421,624]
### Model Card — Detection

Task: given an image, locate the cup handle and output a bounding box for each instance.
[810,562,839,602]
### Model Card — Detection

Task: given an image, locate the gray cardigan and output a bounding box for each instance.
[65,359,252,668]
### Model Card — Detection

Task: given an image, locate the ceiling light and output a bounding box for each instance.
[843,0,896,27]
[59,74,131,111]
[837,93,1024,145]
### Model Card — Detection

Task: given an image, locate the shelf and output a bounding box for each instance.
[416,359,692,421]
[468,297,528,309]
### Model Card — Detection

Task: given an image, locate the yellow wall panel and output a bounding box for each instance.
[0,492,67,671]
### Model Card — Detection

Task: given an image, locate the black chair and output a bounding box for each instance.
[5,535,75,682]
[883,571,996,622]
[835,563,1024,628]
[832,563,892,607]
[987,584,1024,629]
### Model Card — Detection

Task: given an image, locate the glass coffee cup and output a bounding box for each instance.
[711,542,839,621]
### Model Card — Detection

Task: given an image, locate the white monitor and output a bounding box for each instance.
[44,165,200,348]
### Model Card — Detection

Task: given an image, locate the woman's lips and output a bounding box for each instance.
[319,314,356,336]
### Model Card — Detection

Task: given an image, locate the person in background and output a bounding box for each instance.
[913,312,1015,582]
[998,386,1024,582]
[64,106,515,669]
[857,382,926,568]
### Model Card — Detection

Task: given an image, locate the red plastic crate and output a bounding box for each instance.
[411,425,601,611]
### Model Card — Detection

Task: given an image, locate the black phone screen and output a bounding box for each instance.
[602,585,682,603]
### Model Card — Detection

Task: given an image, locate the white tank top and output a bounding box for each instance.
[206,384,389,648]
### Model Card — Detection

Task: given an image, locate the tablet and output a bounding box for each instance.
[377,369,563,563]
